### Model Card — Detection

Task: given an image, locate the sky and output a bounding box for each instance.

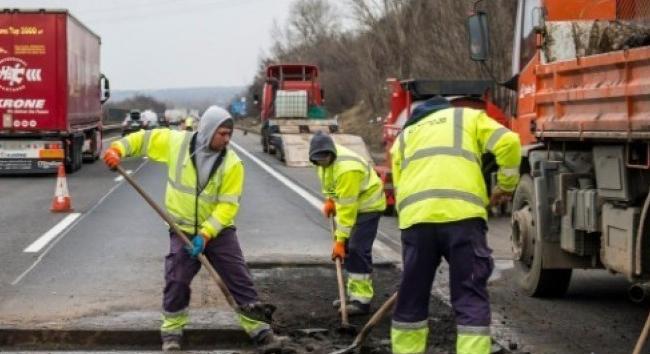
[2,0,301,90]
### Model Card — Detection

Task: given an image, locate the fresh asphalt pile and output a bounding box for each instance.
[251,266,456,354]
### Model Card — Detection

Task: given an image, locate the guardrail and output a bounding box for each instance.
[103,124,122,133]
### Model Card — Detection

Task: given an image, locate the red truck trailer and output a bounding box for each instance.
[0,9,109,174]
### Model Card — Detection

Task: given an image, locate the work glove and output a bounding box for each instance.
[331,240,346,261]
[490,185,513,207]
[103,147,121,170]
[322,197,336,217]
[185,234,209,258]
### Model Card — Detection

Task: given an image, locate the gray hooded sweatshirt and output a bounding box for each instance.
[193,105,233,190]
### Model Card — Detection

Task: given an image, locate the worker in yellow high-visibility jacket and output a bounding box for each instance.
[389,96,521,354]
[103,106,287,352]
[309,131,386,315]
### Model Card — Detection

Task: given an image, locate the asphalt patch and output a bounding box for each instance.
[252,266,456,354]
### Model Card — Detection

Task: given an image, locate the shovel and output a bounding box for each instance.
[330,217,357,335]
[114,165,240,310]
[330,292,398,354]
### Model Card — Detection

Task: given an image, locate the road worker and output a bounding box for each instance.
[103,105,286,352]
[389,96,521,354]
[309,131,386,315]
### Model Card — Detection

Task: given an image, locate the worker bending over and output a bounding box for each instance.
[309,131,386,315]
[104,106,286,352]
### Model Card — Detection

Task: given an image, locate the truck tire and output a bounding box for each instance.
[511,174,572,297]
[65,136,83,173]
[83,129,101,163]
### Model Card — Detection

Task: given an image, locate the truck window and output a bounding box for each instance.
[520,0,542,69]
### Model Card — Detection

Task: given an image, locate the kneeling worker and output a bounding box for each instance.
[104,106,286,351]
[309,131,386,315]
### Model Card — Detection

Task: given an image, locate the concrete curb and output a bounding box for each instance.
[0,328,251,351]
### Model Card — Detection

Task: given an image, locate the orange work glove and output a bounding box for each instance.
[322,198,336,217]
[331,240,346,261]
[103,147,122,170]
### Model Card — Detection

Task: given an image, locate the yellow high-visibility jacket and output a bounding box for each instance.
[391,107,521,229]
[111,128,243,238]
[317,145,386,240]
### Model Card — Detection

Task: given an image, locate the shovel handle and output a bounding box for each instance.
[335,257,349,326]
[331,217,350,326]
[115,165,239,310]
[352,292,398,346]
[633,310,650,354]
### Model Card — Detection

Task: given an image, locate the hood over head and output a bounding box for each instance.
[193,105,233,190]
[309,131,336,164]
[197,105,233,150]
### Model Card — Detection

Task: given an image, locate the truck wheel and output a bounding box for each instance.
[83,130,101,163]
[65,136,83,173]
[511,174,572,297]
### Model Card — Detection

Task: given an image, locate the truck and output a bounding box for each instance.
[0,9,110,174]
[376,78,509,214]
[469,0,650,300]
[257,64,371,167]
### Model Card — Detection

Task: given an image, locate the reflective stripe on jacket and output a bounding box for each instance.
[317,145,386,240]
[390,107,520,229]
[111,128,243,238]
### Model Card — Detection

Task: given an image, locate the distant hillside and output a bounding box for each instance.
[110,86,245,109]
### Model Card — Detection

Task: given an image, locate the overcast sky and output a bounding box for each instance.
[2,0,305,90]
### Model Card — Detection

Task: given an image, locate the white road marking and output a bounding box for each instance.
[12,159,149,286]
[229,140,400,260]
[230,141,322,209]
[23,213,82,253]
[114,169,133,182]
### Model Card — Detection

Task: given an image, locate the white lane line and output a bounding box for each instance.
[23,213,82,253]
[229,141,400,260]
[114,169,133,182]
[229,141,321,209]
[12,159,149,286]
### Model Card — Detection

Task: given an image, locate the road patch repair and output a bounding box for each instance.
[0,265,459,353]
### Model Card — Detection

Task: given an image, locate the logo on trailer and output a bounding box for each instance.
[0,57,43,92]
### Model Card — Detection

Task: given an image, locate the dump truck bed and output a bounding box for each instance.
[520,45,650,141]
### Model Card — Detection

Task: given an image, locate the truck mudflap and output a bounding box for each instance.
[273,133,372,167]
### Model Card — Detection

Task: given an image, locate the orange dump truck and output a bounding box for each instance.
[469,0,650,300]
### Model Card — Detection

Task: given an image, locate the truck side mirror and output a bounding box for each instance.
[100,73,111,104]
[467,11,489,62]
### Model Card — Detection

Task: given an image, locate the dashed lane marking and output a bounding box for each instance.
[114,169,133,182]
[23,213,82,253]
[12,159,149,286]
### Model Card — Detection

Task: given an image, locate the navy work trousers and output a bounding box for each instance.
[163,227,258,313]
[345,212,381,274]
[393,218,494,327]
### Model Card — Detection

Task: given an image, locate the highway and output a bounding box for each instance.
[0,129,649,353]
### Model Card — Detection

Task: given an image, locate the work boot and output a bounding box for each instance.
[254,329,290,353]
[333,299,370,315]
[161,337,181,352]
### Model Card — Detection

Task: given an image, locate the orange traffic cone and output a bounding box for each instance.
[50,164,73,212]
